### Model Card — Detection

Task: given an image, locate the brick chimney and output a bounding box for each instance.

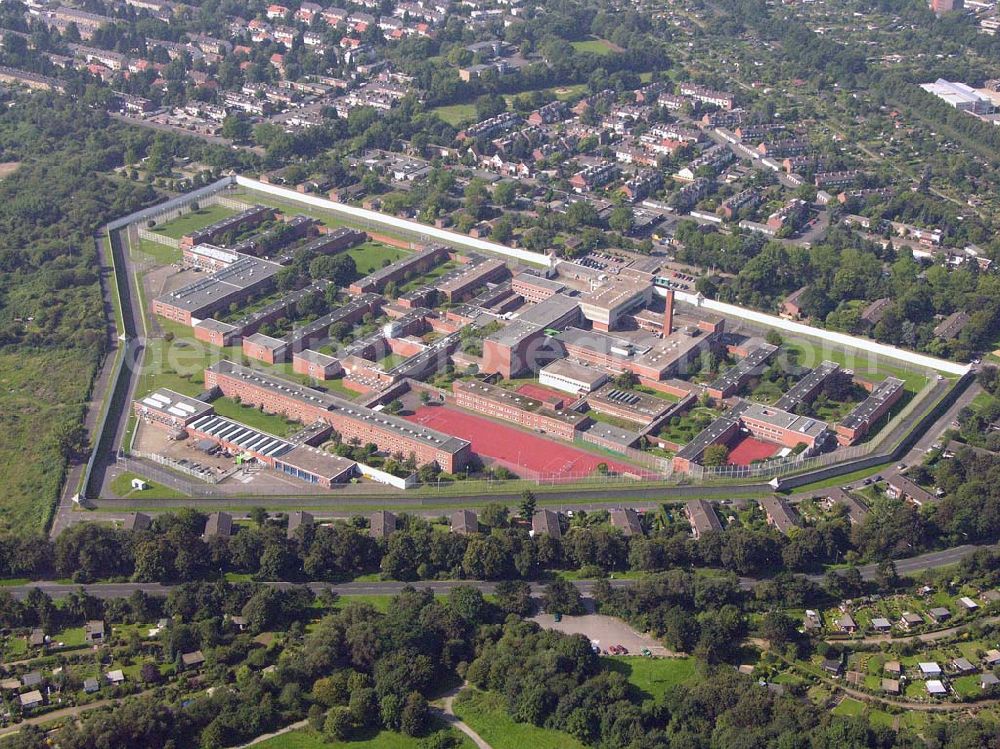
[663,289,674,336]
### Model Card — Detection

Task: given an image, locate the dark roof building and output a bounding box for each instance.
[203,512,233,539]
[610,507,643,536]
[370,510,398,538]
[532,509,562,539]
[451,510,479,535]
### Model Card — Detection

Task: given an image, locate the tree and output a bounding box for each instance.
[609,205,634,235]
[400,692,429,737]
[518,490,536,522]
[764,329,784,346]
[324,706,354,741]
[249,507,269,527]
[702,445,729,467]
[542,579,583,616]
[495,580,534,617]
[480,503,509,529]
[759,611,796,650]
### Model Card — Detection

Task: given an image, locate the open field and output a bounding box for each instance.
[571,38,621,55]
[0,349,97,533]
[432,102,477,126]
[211,397,300,437]
[149,204,235,240]
[783,339,930,394]
[133,238,181,266]
[109,471,188,500]
[254,727,475,749]
[453,689,587,749]
[347,242,408,276]
[603,656,697,699]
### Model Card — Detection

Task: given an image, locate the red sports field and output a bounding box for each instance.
[726,433,780,466]
[515,383,567,409]
[404,405,650,478]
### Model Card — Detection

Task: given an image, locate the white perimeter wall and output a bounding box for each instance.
[228,177,967,376]
[235,176,553,268]
[659,287,970,376]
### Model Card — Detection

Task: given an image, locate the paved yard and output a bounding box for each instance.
[531,607,673,656]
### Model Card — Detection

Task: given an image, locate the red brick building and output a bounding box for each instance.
[205,361,471,471]
[451,379,590,441]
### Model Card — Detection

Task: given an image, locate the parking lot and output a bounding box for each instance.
[531,607,674,657]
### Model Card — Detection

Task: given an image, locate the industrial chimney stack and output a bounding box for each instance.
[663,289,675,336]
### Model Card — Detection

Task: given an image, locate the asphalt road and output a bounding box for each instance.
[9,540,996,601]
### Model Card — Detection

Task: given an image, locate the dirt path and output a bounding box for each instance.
[438,684,493,749]
[237,718,309,747]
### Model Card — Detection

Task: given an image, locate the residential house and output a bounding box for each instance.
[919,662,943,679]
[952,657,977,675]
[451,510,479,535]
[181,650,206,670]
[927,607,951,624]
[870,617,891,632]
[882,678,901,695]
[836,613,858,633]
[899,612,923,630]
[19,690,43,710]
[203,512,233,539]
[287,511,314,540]
[532,509,562,539]
[610,508,643,537]
[886,475,938,507]
[106,669,125,685]
[370,510,398,539]
[803,609,823,632]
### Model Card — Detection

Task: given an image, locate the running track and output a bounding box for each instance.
[405,406,648,478]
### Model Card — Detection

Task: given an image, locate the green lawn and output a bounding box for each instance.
[453,689,586,749]
[133,238,181,266]
[432,103,478,126]
[832,697,866,717]
[571,38,619,55]
[602,657,697,700]
[149,205,235,240]
[109,471,188,500]
[782,339,930,394]
[255,727,473,749]
[211,397,300,437]
[658,407,721,445]
[347,243,408,276]
[379,353,408,371]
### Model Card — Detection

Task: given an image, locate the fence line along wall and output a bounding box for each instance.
[108,176,236,232]
[136,227,179,248]
[234,176,554,268]
[661,288,970,376]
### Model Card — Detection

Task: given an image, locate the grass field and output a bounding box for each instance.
[150,205,235,240]
[783,339,930,394]
[255,728,473,749]
[571,38,620,55]
[0,349,98,534]
[347,243,408,276]
[109,471,188,500]
[831,697,866,717]
[133,238,181,266]
[602,657,697,700]
[453,690,587,749]
[211,397,300,437]
[432,102,477,126]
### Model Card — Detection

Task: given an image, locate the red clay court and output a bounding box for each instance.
[404,405,651,478]
[726,433,780,466]
[515,383,567,409]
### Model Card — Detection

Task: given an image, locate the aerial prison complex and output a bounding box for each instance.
[130,196,916,490]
